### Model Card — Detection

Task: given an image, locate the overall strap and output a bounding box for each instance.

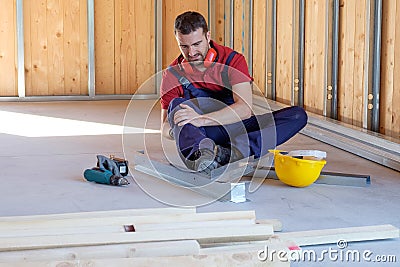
[167,66,191,100]
[221,51,238,90]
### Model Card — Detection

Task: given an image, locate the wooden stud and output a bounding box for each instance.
[0,210,255,232]
[0,0,17,96]
[252,0,267,95]
[276,0,293,105]
[0,240,200,263]
[0,249,289,267]
[0,224,274,251]
[0,207,195,222]
[277,224,399,246]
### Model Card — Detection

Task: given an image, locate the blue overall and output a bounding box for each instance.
[167,51,307,161]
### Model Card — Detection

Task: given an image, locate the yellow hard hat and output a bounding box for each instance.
[269,150,327,187]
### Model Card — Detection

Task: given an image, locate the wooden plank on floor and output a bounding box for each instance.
[0,250,290,267]
[276,224,400,246]
[0,224,274,251]
[0,240,200,263]
[0,210,256,232]
[0,207,195,222]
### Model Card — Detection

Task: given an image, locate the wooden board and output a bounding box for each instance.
[0,0,17,97]
[277,224,400,246]
[162,0,208,69]
[213,0,225,45]
[304,0,327,114]
[276,0,294,105]
[94,0,115,94]
[0,240,201,262]
[338,0,367,125]
[252,0,267,95]
[380,0,400,139]
[0,250,289,267]
[24,0,88,96]
[0,210,256,232]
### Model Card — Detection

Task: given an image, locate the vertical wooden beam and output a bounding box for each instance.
[134,0,155,94]
[276,0,293,105]
[213,0,225,45]
[28,0,49,96]
[380,0,397,137]
[47,0,65,95]
[233,0,243,54]
[119,1,136,94]
[393,0,400,139]
[304,0,327,114]
[63,0,82,95]
[23,0,32,94]
[162,0,208,69]
[79,0,88,95]
[252,0,267,95]
[94,0,115,94]
[352,0,367,127]
[0,0,17,96]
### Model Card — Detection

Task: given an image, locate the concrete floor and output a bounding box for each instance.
[0,99,399,266]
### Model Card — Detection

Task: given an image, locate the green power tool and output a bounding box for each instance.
[83,155,130,186]
[84,168,129,186]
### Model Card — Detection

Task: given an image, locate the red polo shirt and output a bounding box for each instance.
[160,41,253,109]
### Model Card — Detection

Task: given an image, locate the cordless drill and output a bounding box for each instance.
[83,155,130,186]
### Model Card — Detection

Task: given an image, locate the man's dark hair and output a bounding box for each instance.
[174,11,209,35]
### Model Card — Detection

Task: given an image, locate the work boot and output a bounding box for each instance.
[214,145,244,165]
[185,148,220,174]
[185,145,244,175]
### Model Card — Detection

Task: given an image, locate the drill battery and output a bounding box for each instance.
[109,155,129,176]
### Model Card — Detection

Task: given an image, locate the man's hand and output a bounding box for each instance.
[174,104,204,127]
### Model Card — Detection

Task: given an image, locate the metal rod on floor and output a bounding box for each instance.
[298,0,305,107]
[331,0,339,120]
[271,0,277,100]
[16,0,25,98]
[87,0,95,98]
[371,0,382,132]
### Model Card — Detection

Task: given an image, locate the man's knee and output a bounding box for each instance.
[168,97,186,114]
[293,106,308,128]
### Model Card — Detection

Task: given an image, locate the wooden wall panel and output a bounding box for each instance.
[303,0,327,114]
[338,0,367,126]
[213,0,225,45]
[47,0,64,95]
[252,0,267,95]
[162,0,208,69]
[24,0,88,96]
[276,0,294,105]
[233,0,251,65]
[0,0,17,96]
[233,0,244,54]
[380,0,400,138]
[95,0,155,95]
[94,0,114,94]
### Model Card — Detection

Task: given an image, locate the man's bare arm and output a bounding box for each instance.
[161,108,173,139]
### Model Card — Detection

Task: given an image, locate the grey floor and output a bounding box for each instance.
[0,99,399,266]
